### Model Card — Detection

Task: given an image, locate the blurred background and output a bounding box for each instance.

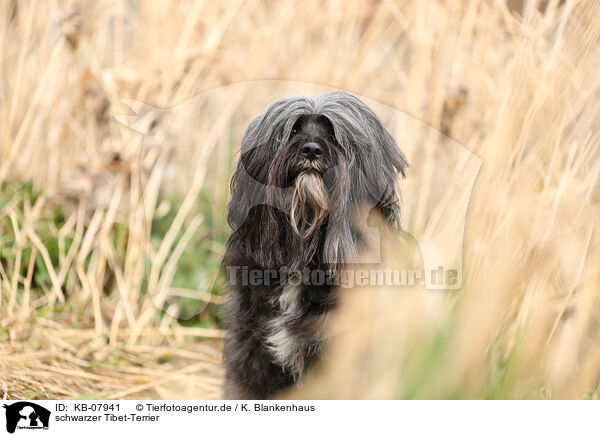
[0,0,599,399]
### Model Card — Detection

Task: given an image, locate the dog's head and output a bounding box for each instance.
[228,90,408,270]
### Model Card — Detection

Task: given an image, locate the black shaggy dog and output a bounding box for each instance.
[223,90,408,399]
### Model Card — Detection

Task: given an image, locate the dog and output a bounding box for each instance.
[223,90,408,399]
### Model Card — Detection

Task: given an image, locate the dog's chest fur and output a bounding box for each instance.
[223,263,335,399]
[266,279,329,378]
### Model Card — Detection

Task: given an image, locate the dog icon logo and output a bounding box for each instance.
[2,402,50,433]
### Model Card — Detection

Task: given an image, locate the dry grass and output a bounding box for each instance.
[1,0,600,399]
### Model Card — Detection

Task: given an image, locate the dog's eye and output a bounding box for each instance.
[291,129,297,134]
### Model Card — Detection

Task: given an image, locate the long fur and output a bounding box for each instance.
[223,90,408,399]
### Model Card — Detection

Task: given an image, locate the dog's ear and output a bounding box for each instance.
[228,116,267,230]
[363,123,407,227]
[227,111,292,268]
[317,91,408,227]
[228,97,310,230]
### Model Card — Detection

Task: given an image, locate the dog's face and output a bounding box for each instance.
[227,90,408,270]
[270,114,337,186]
[268,114,342,237]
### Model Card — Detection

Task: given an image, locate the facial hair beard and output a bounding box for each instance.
[290,171,329,237]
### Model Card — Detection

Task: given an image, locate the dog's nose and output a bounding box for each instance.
[301,142,323,160]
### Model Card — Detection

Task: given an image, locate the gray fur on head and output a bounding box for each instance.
[227,90,408,272]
